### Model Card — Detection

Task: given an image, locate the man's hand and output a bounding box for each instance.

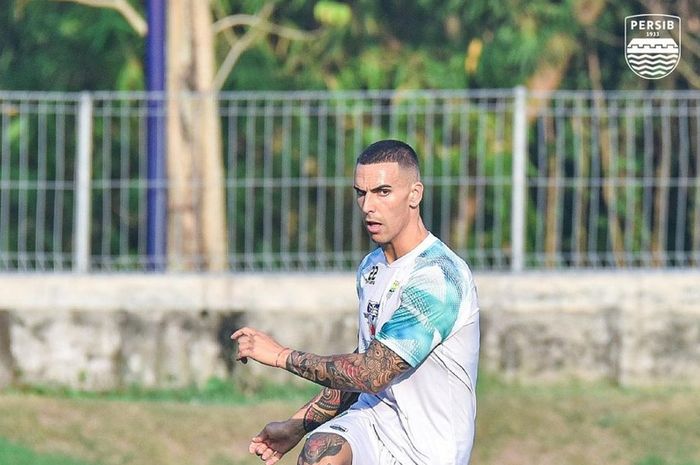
[249,419,305,465]
[231,327,290,367]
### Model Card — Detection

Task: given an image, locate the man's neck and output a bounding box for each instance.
[382,220,429,264]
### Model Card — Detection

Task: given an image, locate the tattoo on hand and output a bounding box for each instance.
[286,339,410,393]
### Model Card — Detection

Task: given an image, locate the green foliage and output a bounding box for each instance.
[2,1,698,92]
[314,1,351,27]
[2,0,699,271]
[0,1,144,91]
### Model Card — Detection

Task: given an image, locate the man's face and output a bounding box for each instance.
[353,162,419,246]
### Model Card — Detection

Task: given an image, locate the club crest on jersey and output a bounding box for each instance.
[364,300,380,336]
[388,280,400,294]
[364,265,379,285]
[625,14,681,80]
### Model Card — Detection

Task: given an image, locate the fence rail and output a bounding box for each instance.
[0,88,699,272]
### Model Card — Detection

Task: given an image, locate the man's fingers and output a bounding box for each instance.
[265,451,282,465]
[233,328,253,364]
[250,441,268,456]
[231,327,252,340]
[249,437,264,454]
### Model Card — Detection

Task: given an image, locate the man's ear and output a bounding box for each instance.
[409,182,424,208]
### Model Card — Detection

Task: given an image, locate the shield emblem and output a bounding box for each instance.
[625,15,681,80]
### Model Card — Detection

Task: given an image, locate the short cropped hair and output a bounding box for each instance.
[357,140,420,177]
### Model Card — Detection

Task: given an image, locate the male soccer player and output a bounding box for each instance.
[232,139,480,465]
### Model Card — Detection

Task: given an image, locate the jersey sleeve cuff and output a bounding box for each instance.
[375,334,422,368]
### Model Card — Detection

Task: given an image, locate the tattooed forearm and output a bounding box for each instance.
[302,388,359,432]
[285,339,411,394]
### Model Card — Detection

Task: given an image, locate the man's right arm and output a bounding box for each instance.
[291,387,359,432]
[289,346,361,433]
[248,387,357,465]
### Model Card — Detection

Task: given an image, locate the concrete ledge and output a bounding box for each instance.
[0,271,699,388]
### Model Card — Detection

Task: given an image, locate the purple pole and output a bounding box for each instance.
[146,0,166,270]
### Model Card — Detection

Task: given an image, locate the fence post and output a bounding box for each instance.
[511,86,527,272]
[73,92,93,273]
[146,0,167,271]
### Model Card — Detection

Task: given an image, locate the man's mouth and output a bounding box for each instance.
[365,220,382,234]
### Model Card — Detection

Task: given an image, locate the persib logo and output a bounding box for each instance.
[625,14,681,79]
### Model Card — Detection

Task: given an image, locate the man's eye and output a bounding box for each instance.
[379,189,390,196]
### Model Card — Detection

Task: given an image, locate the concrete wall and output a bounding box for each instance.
[0,271,699,390]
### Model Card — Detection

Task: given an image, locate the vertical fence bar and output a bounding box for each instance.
[36,103,48,269]
[263,99,273,268]
[18,101,29,268]
[676,99,689,265]
[333,98,346,269]
[54,104,67,269]
[494,97,506,267]
[73,92,93,272]
[511,86,527,271]
[280,101,292,268]
[0,99,11,268]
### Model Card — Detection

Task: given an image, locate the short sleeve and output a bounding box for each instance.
[375,263,461,367]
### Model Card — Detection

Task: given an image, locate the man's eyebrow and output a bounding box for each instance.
[353,184,392,193]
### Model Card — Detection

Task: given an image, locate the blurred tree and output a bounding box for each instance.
[223,0,698,92]
[0,2,143,90]
[2,0,699,271]
[10,0,330,270]
[3,2,698,93]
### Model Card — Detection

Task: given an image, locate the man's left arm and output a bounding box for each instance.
[285,339,410,394]
[232,327,410,394]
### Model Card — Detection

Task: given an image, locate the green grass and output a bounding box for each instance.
[0,437,98,465]
[1,374,699,465]
[7,377,320,406]
[634,457,700,465]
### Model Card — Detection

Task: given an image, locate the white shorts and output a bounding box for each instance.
[310,409,401,465]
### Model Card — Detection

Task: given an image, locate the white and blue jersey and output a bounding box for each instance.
[353,233,480,465]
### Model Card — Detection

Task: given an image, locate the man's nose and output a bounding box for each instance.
[361,193,375,214]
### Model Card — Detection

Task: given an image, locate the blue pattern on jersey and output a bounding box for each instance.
[376,241,465,367]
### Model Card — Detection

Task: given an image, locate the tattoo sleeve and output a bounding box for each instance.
[284,339,411,394]
[300,388,359,432]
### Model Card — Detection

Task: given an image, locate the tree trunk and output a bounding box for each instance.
[571,103,589,266]
[543,116,559,267]
[652,100,672,266]
[588,51,625,267]
[167,0,228,271]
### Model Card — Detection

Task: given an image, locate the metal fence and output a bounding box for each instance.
[0,88,699,272]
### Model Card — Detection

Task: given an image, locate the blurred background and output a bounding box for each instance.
[0,1,699,465]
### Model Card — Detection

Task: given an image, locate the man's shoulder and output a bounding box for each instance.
[358,247,384,271]
[416,239,470,272]
[404,239,474,294]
